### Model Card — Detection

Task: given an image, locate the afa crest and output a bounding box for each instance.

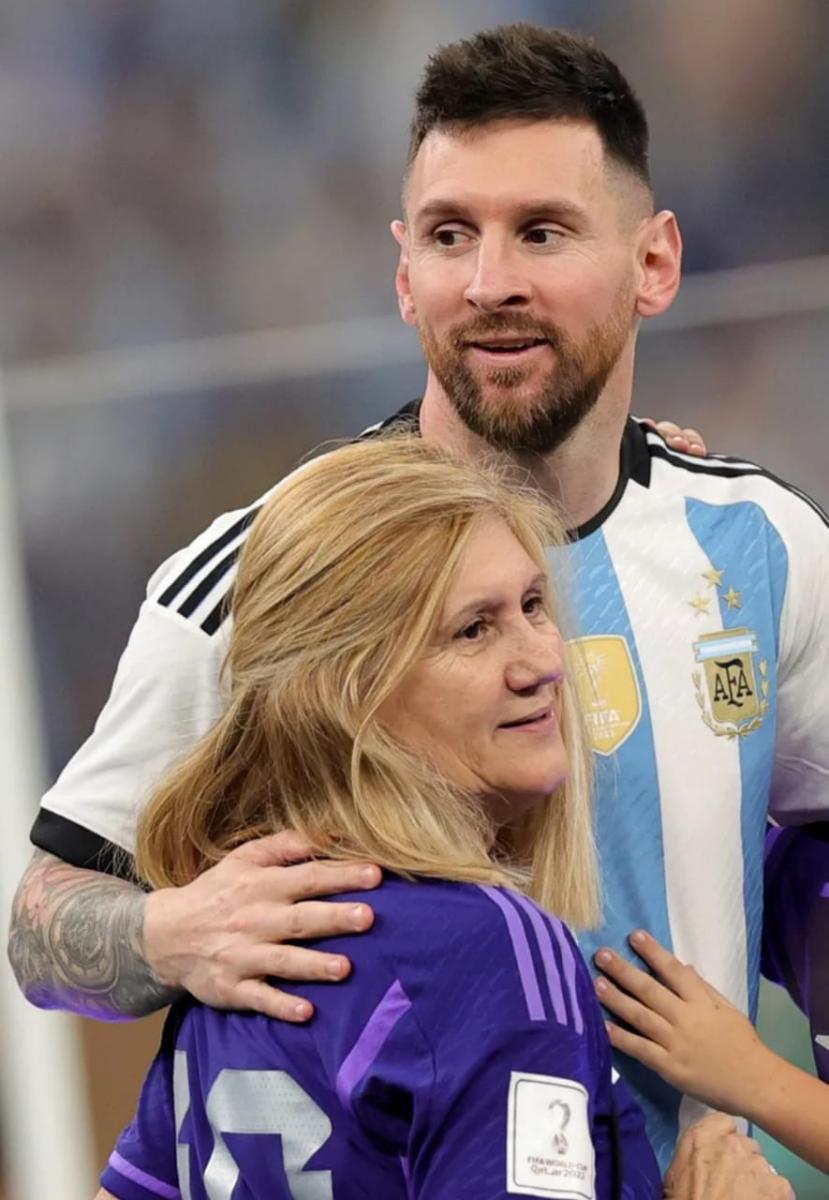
[692,627,769,739]
[569,634,641,756]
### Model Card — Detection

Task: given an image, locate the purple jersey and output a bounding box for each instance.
[102,876,660,1199]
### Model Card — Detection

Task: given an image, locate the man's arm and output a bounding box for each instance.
[8,839,380,1021]
[10,518,379,1020]
[8,850,176,1019]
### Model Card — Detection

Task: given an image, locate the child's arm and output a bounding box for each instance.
[594,929,829,1175]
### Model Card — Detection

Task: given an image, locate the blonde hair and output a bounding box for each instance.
[136,434,599,927]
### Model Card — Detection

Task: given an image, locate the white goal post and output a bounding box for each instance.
[0,374,96,1199]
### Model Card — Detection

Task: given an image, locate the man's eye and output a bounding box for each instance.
[434,228,467,248]
[525,227,563,246]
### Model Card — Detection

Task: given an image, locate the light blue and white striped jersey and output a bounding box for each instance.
[34,405,829,1170]
[567,420,829,1166]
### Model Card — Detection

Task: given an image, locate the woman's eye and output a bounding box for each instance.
[523,593,545,615]
[457,618,486,641]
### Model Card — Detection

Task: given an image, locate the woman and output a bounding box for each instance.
[96,433,661,1199]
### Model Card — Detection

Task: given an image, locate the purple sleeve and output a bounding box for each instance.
[602,1073,662,1200]
[100,1035,179,1200]
[762,822,829,1081]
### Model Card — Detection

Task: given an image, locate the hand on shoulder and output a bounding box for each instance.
[143,831,380,1021]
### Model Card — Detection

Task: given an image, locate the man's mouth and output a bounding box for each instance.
[465,336,550,362]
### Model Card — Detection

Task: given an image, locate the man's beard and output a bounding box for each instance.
[418,290,635,455]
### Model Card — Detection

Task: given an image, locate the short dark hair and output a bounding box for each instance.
[408,24,650,188]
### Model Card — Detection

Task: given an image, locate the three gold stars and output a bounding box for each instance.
[691,567,741,615]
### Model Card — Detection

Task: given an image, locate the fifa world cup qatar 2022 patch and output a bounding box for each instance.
[506,1071,595,1198]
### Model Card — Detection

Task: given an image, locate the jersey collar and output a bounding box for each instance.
[371,400,650,541]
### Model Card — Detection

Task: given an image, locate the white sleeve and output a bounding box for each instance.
[30,472,300,869]
[34,598,228,864]
[770,495,829,823]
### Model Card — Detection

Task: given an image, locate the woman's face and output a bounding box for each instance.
[380,514,567,822]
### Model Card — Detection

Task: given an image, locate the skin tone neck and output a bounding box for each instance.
[394,118,683,528]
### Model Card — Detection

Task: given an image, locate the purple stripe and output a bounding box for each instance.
[336,978,412,1112]
[764,824,786,861]
[479,886,545,1021]
[548,916,584,1035]
[510,892,568,1026]
[400,1155,414,1200]
[821,883,829,898]
[108,1152,179,1200]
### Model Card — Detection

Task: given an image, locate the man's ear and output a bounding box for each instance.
[635,210,682,319]
[391,219,417,327]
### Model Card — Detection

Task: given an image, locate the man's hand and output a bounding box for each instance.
[144,832,380,1021]
[594,930,771,1116]
[641,418,707,457]
[9,836,379,1021]
[664,1114,793,1199]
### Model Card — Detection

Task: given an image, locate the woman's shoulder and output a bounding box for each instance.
[355,873,547,936]
[340,876,584,1019]
[340,873,576,949]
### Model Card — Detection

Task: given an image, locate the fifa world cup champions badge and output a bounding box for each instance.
[568,635,642,757]
[692,627,769,739]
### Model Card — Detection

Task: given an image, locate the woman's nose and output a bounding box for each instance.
[505,628,564,693]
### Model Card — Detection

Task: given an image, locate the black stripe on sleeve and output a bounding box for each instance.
[201,589,234,635]
[648,444,829,528]
[157,507,261,610]
[159,400,424,636]
[30,809,137,881]
[178,546,242,619]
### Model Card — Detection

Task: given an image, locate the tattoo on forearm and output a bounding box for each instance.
[7,850,179,1019]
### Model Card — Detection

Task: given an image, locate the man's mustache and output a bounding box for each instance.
[449,314,563,350]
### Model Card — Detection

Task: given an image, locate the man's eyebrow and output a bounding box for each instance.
[412,198,588,228]
[410,199,471,227]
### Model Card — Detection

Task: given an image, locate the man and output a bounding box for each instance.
[9,23,829,1174]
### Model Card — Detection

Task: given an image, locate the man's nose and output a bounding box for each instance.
[464,237,531,312]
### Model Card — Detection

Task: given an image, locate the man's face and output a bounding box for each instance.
[396,119,645,454]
